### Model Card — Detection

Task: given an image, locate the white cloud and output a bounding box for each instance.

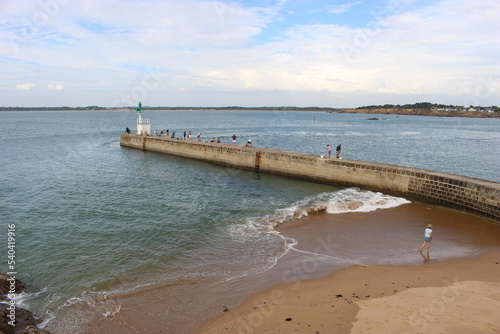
[1,0,499,107]
[327,1,363,14]
[16,83,36,90]
[48,84,64,90]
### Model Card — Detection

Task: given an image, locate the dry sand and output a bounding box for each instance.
[194,251,500,334]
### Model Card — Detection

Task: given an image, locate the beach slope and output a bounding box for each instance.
[194,251,500,334]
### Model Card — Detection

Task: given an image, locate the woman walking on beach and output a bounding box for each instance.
[419,224,433,252]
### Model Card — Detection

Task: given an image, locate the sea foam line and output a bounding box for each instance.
[227,188,410,274]
[240,188,410,232]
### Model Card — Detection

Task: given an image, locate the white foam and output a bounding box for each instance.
[399,131,423,136]
[273,188,410,220]
[231,188,410,235]
[37,310,55,329]
[226,188,410,273]
[323,188,411,214]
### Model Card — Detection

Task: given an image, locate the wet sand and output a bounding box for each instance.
[84,202,500,334]
[195,251,500,334]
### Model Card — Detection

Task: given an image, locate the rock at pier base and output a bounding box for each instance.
[0,273,26,300]
[0,273,52,334]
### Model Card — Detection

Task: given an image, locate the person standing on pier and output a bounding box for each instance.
[336,144,342,158]
[326,145,332,158]
[232,134,237,144]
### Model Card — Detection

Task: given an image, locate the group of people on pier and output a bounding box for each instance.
[326,144,342,158]
[128,127,253,147]
[127,127,341,157]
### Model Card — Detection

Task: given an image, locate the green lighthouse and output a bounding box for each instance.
[136,102,150,135]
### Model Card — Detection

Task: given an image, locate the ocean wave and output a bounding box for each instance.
[322,188,411,214]
[224,188,410,279]
[1,288,56,329]
[46,189,410,331]
[276,188,410,223]
[244,188,410,231]
[399,131,423,136]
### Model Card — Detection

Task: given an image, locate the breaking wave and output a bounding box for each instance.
[238,188,410,232]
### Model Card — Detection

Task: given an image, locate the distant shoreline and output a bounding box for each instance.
[333,108,500,118]
[1,106,498,118]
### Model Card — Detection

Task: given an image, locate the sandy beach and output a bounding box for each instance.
[194,251,500,334]
[193,203,500,334]
[85,202,500,334]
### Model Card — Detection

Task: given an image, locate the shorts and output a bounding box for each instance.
[424,236,431,242]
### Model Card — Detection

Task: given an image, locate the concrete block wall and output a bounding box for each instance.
[141,136,258,169]
[121,133,146,150]
[120,134,500,221]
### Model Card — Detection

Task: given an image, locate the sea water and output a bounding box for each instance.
[0,110,498,330]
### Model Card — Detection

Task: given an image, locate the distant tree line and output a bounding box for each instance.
[0,106,104,111]
[0,106,342,112]
[356,102,499,112]
[1,103,498,113]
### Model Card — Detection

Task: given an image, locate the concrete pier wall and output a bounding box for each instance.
[120,134,500,222]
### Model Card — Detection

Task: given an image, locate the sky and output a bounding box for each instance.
[0,0,499,108]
